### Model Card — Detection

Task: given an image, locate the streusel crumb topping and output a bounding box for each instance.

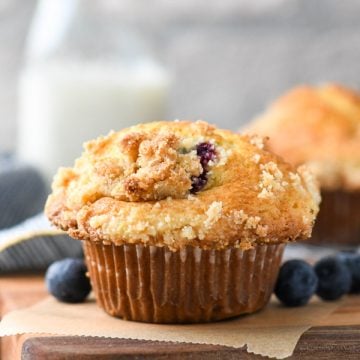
[46,120,320,250]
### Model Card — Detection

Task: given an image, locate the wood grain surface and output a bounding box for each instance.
[0,276,359,360]
[21,326,360,360]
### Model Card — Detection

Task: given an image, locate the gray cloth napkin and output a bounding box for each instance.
[0,156,48,229]
[0,156,82,273]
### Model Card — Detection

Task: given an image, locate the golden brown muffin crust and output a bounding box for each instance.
[248,84,360,191]
[46,120,320,250]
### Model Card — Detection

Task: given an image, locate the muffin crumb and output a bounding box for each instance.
[244,215,261,230]
[256,224,269,237]
[153,202,161,209]
[216,146,232,166]
[204,201,223,229]
[249,135,265,149]
[252,154,261,164]
[258,161,288,199]
[229,209,263,233]
[89,215,108,228]
[181,225,196,240]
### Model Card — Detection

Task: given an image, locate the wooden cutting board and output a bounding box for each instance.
[0,275,359,360]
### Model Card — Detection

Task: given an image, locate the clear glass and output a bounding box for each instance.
[17,0,170,182]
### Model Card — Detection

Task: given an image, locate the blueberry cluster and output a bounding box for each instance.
[275,251,360,307]
[191,142,217,193]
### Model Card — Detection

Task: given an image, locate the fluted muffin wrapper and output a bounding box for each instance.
[310,190,360,246]
[83,241,285,324]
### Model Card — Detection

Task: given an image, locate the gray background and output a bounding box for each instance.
[1,0,360,153]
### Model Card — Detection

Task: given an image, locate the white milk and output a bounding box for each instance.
[17,59,169,182]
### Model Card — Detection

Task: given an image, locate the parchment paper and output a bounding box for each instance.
[0,295,339,359]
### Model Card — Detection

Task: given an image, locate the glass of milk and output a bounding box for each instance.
[17,0,170,182]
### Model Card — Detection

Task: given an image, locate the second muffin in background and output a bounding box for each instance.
[46,120,320,323]
[248,84,360,246]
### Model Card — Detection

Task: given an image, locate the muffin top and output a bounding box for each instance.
[45,120,320,250]
[248,84,360,191]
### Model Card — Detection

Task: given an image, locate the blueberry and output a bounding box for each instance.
[274,260,318,307]
[337,252,360,293]
[45,258,91,303]
[196,142,216,167]
[314,257,351,301]
[190,142,217,193]
[190,173,208,193]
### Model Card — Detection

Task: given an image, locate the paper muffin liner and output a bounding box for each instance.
[83,241,285,324]
[310,190,360,246]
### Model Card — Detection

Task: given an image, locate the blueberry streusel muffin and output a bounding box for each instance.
[46,120,320,323]
[248,84,360,245]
